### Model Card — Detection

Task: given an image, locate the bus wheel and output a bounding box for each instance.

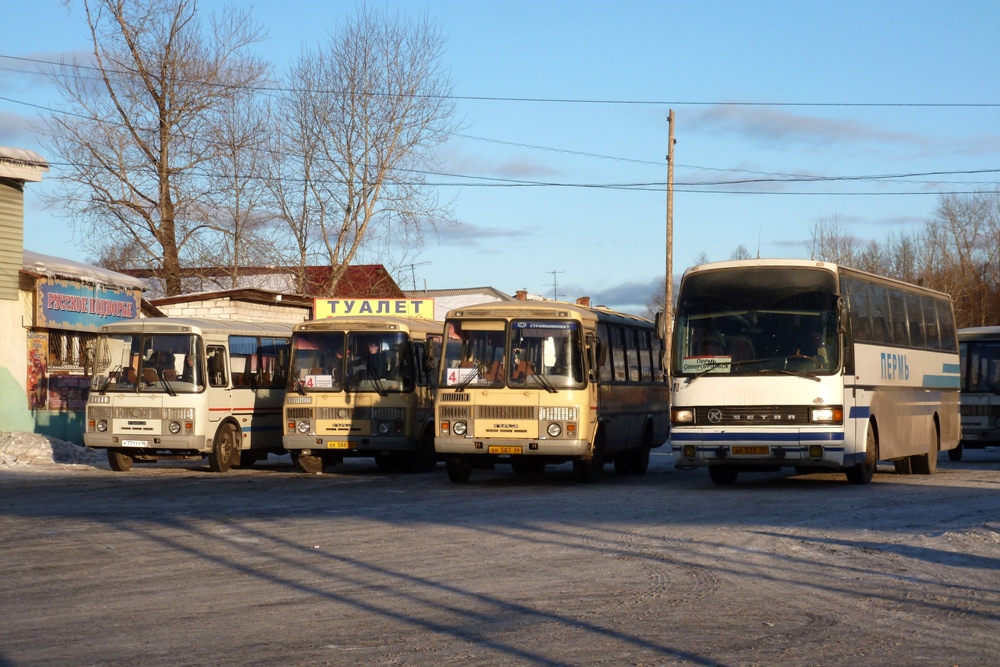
[292,451,324,474]
[846,422,876,485]
[574,438,605,483]
[708,465,738,486]
[911,423,939,475]
[948,442,963,462]
[407,431,438,473]
[238,451,259,468]
[209,423,239,473]
[893,457,913,474]
[445,455,472,483]
[108,448,133,472]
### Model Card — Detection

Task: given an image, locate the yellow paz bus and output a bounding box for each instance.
[283,298,443,474]
[84,317,293,472]
[435,298,670,483]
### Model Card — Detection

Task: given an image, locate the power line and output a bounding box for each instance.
[1,54,998,108]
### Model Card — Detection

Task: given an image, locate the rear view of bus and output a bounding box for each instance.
[283,317,442,473]
[670,259,960,485]
[435,300,669,483]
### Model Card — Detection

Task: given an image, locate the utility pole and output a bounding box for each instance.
[664,109,675,377]
[547,270,564,301]
[405,261,431,291]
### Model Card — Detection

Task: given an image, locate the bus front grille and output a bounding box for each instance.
[476,405,535,420]
[439,405,471,420]
[695,406,811,426]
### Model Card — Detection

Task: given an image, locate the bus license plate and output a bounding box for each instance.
[121,440,147,448]
[326,441,350,449]
[488,445,522,455]
[732,446,769,456]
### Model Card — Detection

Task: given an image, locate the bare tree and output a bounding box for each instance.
[41,0,268,295]
[270,8,457,295]
[730,244,752,260]
[807,214,859,266]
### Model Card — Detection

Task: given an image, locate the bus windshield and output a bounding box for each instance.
[91,333,203,393]
[673,267,840,376]
[960,339,1000,393]
[289,331,346,392]
[442,319,585,389]
[290,330,414,393]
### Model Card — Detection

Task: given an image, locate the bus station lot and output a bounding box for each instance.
[1,446,999,666]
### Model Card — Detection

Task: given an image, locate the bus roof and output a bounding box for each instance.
[682,258,952,299]
[959,326,1000,341]
[95,317,294,337]
[293,316,443,334]
[445,300,653,327]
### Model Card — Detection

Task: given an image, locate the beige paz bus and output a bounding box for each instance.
[435,298,670,483]
[84,317,292,472]
[283,307,443,474]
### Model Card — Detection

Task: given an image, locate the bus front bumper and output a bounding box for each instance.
[83,433,212,454]
[435,436,589,458]
[283,434,415,454]
[671,429,846,469]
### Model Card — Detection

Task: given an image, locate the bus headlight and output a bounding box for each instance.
[672,408,695,424]
[97,420,107,432]
[296,420,311,434]
[547,422,562,437]
[453,421,468,436]
[810,407,843,423]
[378,421,391,435]
[168,421,182,434]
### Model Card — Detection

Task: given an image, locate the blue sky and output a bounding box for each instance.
[2,0,998,314]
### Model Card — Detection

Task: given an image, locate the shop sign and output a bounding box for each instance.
[314,298,435,320]
[37,279,140,332]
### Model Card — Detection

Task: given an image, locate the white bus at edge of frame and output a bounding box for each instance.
[670,258,960,486]
[956,326,1000,461]
[84,317,293,472]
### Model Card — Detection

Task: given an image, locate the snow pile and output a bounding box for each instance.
[0,432,106,468]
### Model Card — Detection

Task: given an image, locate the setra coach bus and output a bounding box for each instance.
[84,317,292,472]
[670,259,960,485]
[434,297,670,483]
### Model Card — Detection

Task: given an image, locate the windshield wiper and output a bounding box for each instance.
[98,364,121,395]
[755,368,821,382]
[528,373,557,393]
[368,361,388,396]
[292,376,307,395]
[454,365,481,392]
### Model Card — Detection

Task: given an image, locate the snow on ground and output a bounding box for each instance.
[0,432,107,469]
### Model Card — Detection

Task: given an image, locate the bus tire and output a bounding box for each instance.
[445,455,472,483]
[708,465,738,486]
[911,422,939,475]
[948,442,963,462]
[846,422,877,485]
[108,448,133,472]
[209,423,240,473]
[574,433,605,483]
[292,451,324,474]
[893,457,913,474]
[628,427,654,475]
[407,430,437,473]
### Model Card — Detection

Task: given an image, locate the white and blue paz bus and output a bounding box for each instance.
[670,259,960,485]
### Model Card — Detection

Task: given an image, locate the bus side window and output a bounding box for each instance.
[596,324,613,383]
[207,346,228,388]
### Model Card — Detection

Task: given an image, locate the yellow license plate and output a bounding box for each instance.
[326,441,350,449]
[488,445,523,455]
[732,446,769,455]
